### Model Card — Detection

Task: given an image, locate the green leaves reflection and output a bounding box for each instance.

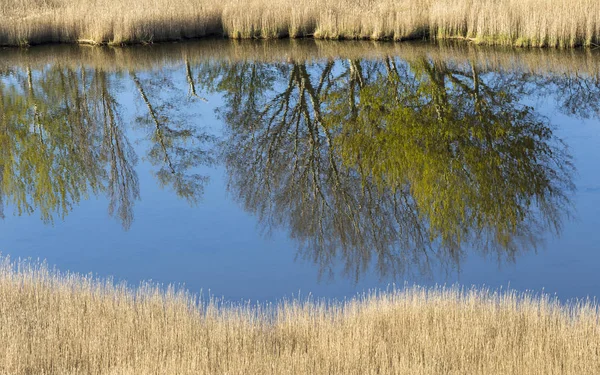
[0,53,578,281]
[0,66,139,228]
[204,57,574,280]
[0,64,214,229]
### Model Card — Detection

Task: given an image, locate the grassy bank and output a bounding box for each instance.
[0,257,598,374]
[0,0,599,47]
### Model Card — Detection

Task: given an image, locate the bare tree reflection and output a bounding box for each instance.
[95,70,140,229]
[550,73,600,120]
[131,70,215,204]
[205,56,575,281]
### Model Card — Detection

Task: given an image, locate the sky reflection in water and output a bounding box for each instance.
[0,41,598,301]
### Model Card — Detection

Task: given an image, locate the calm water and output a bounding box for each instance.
[0,40,598,302]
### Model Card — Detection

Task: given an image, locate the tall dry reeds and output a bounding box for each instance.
[0,256,599,374]
[0,0,598,47]
[430,0,600,47]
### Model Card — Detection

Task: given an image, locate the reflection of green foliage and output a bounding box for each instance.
[210,56,574,280]
[0,67,106,223]
[335,58,573,251]
[0,62,216,229]
[0,54,578,274]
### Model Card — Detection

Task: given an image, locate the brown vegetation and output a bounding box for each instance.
[0,257,598,374]
[0,0,598,47]
[2,39,600,75]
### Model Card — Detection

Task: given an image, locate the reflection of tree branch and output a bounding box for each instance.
[208,56,574,283]
[132,73,176,175]
[131,71,214,204]
[0,65,142,229]
[100,71,139,229]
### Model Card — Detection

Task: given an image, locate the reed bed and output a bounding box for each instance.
[0,256,598,374]
[0,0,598,47]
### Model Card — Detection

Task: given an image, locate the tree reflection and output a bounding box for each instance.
[131,71,215,204]
[0,50,586,282]
[0,65,139,227]
[0,62,215,228]
[205,56,575,281]
[550,73,600,120]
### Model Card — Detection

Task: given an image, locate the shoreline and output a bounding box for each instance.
[2,39,600,78]
[1,257,599,374]
[2,33,599,50]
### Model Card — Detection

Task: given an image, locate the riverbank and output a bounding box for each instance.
[0,257,598,374]
[1,0,599,48]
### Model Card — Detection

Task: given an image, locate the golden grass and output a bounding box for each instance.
[0,256,599,374]
[0,0,598,47]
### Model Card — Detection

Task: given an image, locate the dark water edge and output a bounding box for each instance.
[1,31,599,49]
[2,38,600,65]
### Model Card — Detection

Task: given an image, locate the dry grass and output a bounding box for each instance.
[0,256,599,374]
[0,0,598,47]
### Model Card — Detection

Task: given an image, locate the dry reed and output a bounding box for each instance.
[0,0,598,47]
[0,256,598,374]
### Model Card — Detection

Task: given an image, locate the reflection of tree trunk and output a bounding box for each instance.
[185,59,208,102]
[265,65,299,173]
[103,75,126,184]
[384,57,399,79]
[470,62,496,157]
[471,62,482,119]
[472,62,480,101]
[421,58,448,121]
[298,63,361,233]
[316,60,334,94]
[26,65,45,143]
[348,59,365,121]
[67,68,84,154]
[27,66,34,97]
[131,73,175,174]
[349,59,365,89]
[100,71,139,229]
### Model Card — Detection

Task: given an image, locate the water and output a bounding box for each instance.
[0,40,598,302]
